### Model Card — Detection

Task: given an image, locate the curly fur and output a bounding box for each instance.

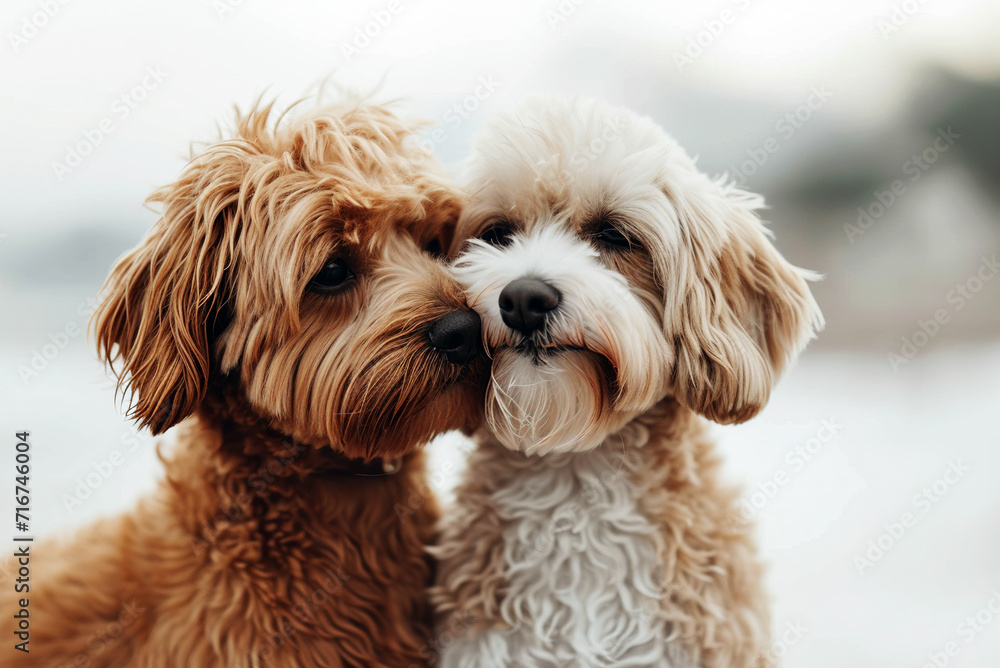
[1,101,484,667]
[431,98,823,667]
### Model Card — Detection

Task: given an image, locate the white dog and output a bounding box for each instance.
[430,98,822,667]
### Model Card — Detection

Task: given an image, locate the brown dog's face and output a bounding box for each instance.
[94,103,484,460]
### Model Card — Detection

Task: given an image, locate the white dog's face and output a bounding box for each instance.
[453,98,823,455]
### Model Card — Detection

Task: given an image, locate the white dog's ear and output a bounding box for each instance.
[663,180,823,424]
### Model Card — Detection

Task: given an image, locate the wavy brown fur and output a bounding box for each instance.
[1,101,483,667]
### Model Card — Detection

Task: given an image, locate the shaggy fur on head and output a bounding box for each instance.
[0,102,485,667]
[431,98,823,667]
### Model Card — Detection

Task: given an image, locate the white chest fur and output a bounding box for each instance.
[440,433,694,668]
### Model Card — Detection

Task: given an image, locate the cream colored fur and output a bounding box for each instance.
[431,97,823,667]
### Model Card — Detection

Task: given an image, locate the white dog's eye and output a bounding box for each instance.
[595,223,633,250]
[308,257,355,293]
[478,223,515,247]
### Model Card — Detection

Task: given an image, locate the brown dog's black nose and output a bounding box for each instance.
[428,310,482,364]
[499,278,561,335]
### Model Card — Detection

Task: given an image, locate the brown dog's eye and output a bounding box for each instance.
[595,222,633,250]
[308,257,355,293]
[479,223,514,247]
[424,238,444,257]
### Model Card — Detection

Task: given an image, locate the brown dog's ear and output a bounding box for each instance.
[92,151,244,434]
[422,174,464,261]
[663,181,823,424]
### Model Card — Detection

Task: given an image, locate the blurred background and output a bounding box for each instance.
[1,1,998,666]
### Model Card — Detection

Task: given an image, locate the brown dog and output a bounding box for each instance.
[2,102,484,667]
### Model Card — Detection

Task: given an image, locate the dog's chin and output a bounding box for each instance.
[263,359,486,463]
[486,346,625,456]
[337,369,486,461]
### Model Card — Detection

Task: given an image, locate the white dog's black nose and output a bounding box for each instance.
[429,310,482,364]
[499,278,561,334]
